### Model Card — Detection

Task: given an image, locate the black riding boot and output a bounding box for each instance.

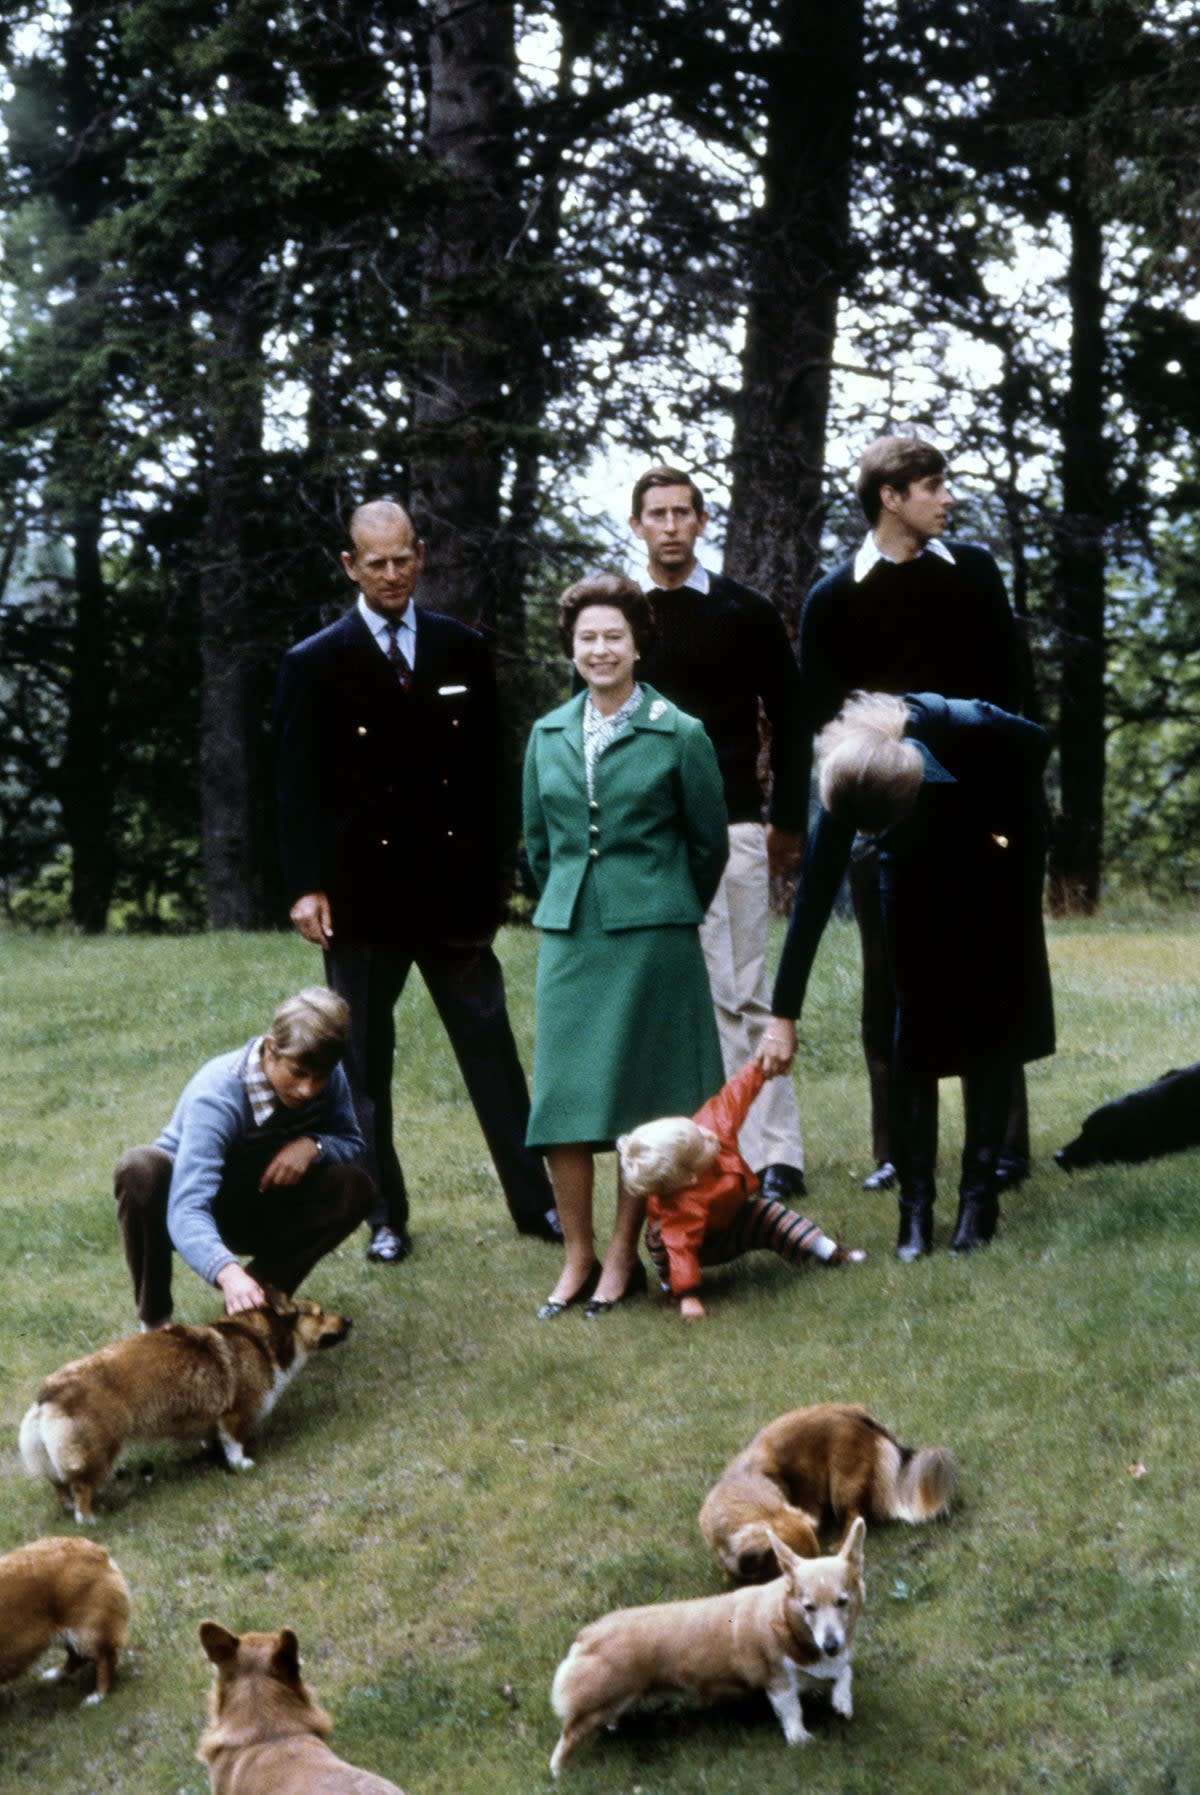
[950,1061,1013,1253]
[892,1072,938,1262]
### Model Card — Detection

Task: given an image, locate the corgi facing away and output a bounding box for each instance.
[20,1289,351,1522]
[198,1622,408,1795]
[0,1536,130,1703]
[549,1518,866,1776]
[701,1402,956,1581]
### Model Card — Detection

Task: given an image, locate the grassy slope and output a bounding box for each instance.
[0,918,1197,1795]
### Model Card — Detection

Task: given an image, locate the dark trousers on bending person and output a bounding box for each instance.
[850,842,1030,1177]
[325,938,555,1239]
[114,1147,375,1327]
[891,1056,1015,1259]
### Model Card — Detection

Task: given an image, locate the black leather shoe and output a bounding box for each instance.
[895,1197,933,1262]
[367,1225,411,1263]
[518,1208,565,1243]
[863,1161,897,1192]
[948,1197,998,1254]
[536,1258,601,1320]
[757,1163,807,1203]
[583,1257,649,1318]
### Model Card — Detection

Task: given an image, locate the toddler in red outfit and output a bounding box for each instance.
[618,1061,865,1320]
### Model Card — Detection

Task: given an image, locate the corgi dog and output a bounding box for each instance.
[0,1536,130,1703]
[700,1402,956,1581]
[198,1622,407,1794]
[20,1288,351,1522]
[549,1518,866,1775]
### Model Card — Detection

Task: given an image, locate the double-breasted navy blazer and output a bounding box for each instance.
[522,686,729,932]
[274,604,509,944]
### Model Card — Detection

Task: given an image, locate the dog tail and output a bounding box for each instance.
[875,1437,958,1523]
[550,1642,579,1720]
[19,1401,57,1481]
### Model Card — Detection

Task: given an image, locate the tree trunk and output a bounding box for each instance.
[724,0,865,633]
[409,0,519,628]
[59,498,114,932]
[198,237,268,930]
[1048,156,1107,915]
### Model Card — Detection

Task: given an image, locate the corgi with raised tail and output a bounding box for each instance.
[701,1402,956,1581]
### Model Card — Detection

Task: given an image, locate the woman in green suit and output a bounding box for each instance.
[523,573,728,1317]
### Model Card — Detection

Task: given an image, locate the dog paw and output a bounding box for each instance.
[40,1666,65,1683]
[82,1690,105,1707]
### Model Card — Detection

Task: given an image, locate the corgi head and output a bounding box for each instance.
[617,1117,719,1199]
[198,1622,332,1746]
[769,1516,866,1660]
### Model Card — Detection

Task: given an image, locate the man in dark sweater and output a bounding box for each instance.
[796,431,1028,1190]
[629,465,807,1200]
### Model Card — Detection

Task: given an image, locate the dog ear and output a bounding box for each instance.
[764,1525,806,1578]
[199,1621,240,1665]
[839,1515,867,1568]
[271,1628,302,1680]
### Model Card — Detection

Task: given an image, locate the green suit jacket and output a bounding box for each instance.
[522,685,729,932]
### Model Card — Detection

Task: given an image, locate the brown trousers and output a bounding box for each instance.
[114,1146,374,1326]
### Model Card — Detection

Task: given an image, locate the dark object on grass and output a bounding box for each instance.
[1056,1062,1200,1170]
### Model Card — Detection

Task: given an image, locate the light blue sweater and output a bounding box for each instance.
[155,1039,365,1286]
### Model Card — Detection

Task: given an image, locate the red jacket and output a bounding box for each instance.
[646,1062,765,1296]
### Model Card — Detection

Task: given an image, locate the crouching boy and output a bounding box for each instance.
[114,987,373,1326]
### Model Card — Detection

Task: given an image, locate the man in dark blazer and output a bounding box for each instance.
[628,465,808,1203]
[274,499,559,1261]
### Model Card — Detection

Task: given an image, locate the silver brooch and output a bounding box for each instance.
[649,699,668,721]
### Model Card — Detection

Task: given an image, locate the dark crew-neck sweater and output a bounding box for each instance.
[636,572,805,832]
[795,543,1020,794]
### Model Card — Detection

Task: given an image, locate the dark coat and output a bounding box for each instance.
[274,604,509,944]
[773,694,1055,1078]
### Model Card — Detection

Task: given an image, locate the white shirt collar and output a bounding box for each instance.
[646,559,710,596]
[853,532,956,583]
[357,593,418,660]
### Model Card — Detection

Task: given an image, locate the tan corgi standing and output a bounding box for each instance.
[549,1516,866,1775]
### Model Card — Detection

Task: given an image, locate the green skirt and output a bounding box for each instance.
[527,872,724,1150]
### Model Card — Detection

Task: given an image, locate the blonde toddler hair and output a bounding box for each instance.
[617,1116,719,1200]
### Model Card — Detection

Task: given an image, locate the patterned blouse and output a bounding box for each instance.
[581,682,645,798]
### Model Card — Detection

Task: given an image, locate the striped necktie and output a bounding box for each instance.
[384,622,412,689]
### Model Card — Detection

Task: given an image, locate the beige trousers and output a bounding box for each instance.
[699,822,805,1172]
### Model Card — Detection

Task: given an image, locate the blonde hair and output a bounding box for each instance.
[617,1116,718,1199]
[817,692,924,833]
[267,987,351,1076]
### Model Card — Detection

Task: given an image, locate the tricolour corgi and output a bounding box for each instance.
[198,1622,407,1794]
[0,1536,130,1702]
[700,1401,956,1581]
[549,1518,866,1775]
[20,1289,350,1522]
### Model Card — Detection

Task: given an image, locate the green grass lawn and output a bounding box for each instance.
[0,917,1197,1794]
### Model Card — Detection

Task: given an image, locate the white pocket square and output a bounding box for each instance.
[438,684,468,696]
